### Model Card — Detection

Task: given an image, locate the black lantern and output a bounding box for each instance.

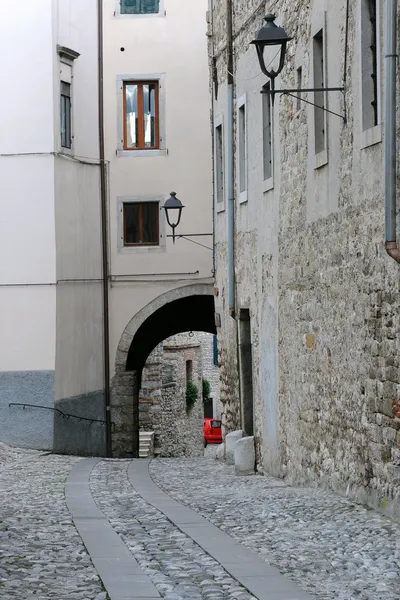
[163,192,184,244]
[250,14,292,84]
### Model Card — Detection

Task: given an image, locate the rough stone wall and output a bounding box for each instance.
[210,0,400,517]
[139,334,207,457]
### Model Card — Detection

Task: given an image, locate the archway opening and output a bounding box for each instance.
[112,290,217,457]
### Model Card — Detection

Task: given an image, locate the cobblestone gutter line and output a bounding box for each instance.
[0,449,106,600]
[150,457,400,600]
[90,460,258,600]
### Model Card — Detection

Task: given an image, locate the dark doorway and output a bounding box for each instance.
[203,397,213,418]
[239,309,254,436]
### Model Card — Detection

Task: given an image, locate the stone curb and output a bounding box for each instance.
[66,458,161,600]
[128,459,315,600]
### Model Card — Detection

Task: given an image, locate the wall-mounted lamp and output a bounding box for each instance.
[250,14,292,91]
[251,14,345,120]
[162,192,213,249]
[163,192,184,244]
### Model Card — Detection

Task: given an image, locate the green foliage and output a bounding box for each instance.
[186,380,198,408]
[202,379,211,401]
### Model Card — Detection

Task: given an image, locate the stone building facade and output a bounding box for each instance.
[139,332,219,456]
[210,0,400,518]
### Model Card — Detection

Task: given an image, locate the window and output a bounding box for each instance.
[215,124,224,204]
[361,0,379,130]
[120,0,159,14]
[238,101,247,196]
[262,84,272,181]
[313,29,326,155]
[123,81,159,150]
[296,67,303,112]
[186,360,193,382]
[213,335,218,366]
[60,82,71,149]
[123,202,159,246]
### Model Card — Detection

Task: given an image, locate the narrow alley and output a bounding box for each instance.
[0,443,399,600]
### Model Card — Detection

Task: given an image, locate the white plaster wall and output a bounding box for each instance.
[0,0,56,372]
[54,0,103,401]
[0,0,55,155]
[103,0,213,362]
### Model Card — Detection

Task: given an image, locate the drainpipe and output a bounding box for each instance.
[227,0,235,316]
[384,0,400,262]
[97,0,112,456]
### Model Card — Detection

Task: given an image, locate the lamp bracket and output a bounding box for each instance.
[166,233,213,251]
[261,87,346,121]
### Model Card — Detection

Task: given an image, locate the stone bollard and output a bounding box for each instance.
[216,443,225,460]
[225,430,243,465]
[234,436,255,476]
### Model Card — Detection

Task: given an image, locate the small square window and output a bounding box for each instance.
[123,81,160,150]
[123,202,159,246]
[60,81,71,149]
[120,0,159,14]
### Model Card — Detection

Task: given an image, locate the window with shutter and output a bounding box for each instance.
[120,0,160,14]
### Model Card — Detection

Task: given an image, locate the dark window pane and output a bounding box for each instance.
[60,83,71,149]
[124,204,140,244]
[142,202,158,243]
[121,0,159,14]
[125,84,138,148]
[143,84,157,147]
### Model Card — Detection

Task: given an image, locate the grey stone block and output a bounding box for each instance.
[234,436,255,476]
[225,430,243,465]
[216,442,225,460]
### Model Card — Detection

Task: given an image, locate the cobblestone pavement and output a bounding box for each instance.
[150,455,400,600]
[0,444,106,600]
[90,460,257,600]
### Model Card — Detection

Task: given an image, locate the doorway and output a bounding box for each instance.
[239,309,254,436]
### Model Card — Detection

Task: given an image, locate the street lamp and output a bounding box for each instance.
[250,14,292,93]
[162,192,184,244]
[251,14,345,120]
[162,192,213,249]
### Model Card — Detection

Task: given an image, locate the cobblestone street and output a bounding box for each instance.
[1,443,399,600]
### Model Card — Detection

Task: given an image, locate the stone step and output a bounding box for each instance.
[138,431,155,459]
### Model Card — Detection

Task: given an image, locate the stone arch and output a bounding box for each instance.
[111,283,216,457]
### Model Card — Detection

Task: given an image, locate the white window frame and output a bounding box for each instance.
[57,46,80,156]
[116,73,167,157]
[359,0,382,149]
[237,94,248,204]
[115,0,165,18]
[262,84,274,193]
[117,196,166,253]
[312,15,328,169]
[214,114,226,213]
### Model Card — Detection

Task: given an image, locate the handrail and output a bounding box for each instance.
[9,402,114,429]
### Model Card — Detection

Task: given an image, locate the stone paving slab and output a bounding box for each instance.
[66,458,161,600]
[0,449,105,600]
[151,456,400,600]
[128,460,314,600]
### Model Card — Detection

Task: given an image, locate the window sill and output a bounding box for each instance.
[239,190,248,204]
[262,177,274,193]
[59,147,74,157]
[117,149,167,158]
[118,244,166,254]
[116,12,165,19]
[361,124,382,149]
[314,149,328,170]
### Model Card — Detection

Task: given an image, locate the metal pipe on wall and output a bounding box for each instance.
[227,0,235,316]
[385,0,400,262]
[97,0,112,456]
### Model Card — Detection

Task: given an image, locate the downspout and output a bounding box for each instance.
[97,0,112,456]
[227,0,235,316]
[385,0,400,262]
